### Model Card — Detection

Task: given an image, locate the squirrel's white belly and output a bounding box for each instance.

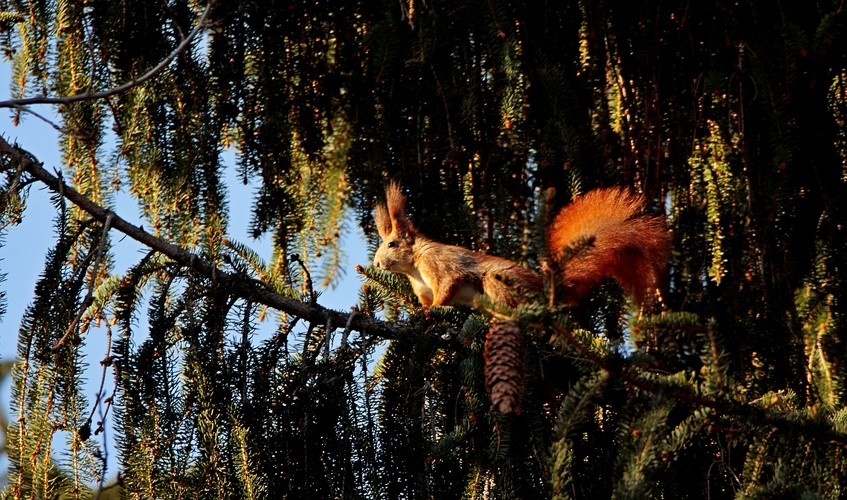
[407,271,435,305]
[408,269,479,306]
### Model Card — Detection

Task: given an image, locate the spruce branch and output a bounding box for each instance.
[0,136,403,340]
[547,322,847,445]
[0,0,215,109]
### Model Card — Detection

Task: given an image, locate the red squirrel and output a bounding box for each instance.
[373,182,670,308]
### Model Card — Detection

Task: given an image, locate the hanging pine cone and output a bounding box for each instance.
[484,319,526,414]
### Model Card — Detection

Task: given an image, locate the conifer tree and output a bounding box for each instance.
[1,0,846,498]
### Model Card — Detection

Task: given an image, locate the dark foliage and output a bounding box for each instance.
[2,0,847,498]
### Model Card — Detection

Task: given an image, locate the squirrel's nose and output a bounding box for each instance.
[374,260,381,268]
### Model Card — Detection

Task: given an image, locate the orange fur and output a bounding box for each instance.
[373,182,669,308]
[546,187,670,305]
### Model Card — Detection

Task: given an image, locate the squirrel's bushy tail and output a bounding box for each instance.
[547,187,670,305]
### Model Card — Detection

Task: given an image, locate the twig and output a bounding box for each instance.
[341,311,359,350]
[56,168,67,235]
[324,315,334,359]
[0,0,215,109]
[89,322,114,433]
[91,322,115,494]
[290,253,316,305]
[54,211,115,351]
[10,105,95,141]
[4,144,26,193]
[240,301,253,404]
[302,323,316,363]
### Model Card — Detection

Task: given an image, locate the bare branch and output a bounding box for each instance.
[9,105,94,141]
[290,253,316,305]
[0,135,403,340]
[0,0,215,109]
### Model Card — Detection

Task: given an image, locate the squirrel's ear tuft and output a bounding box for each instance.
[374,203,392,238]
[385,182,407,221]
[385,181,415,236]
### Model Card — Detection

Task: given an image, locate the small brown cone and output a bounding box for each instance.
[484,320,526,414]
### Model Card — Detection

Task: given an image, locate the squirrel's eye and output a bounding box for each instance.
[387,241,397,248]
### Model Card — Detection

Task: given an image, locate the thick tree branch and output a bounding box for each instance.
[0,0,215,109]
[0,136,402,339]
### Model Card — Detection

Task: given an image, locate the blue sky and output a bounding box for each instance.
[0,60,373,483]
